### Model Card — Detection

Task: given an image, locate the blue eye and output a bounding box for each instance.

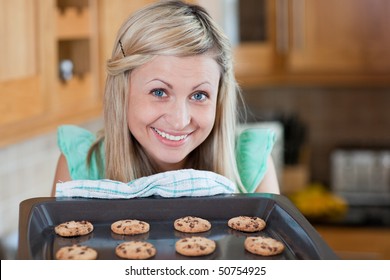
[151,89,166,98]
[192,92,207,101]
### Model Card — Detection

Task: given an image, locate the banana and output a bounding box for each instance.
[288,183,348,222]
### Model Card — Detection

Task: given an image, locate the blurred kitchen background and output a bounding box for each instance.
[1,0,389,259]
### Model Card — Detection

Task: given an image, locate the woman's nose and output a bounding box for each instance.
[165,101,191,130]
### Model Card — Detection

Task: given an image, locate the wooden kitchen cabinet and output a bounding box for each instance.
[315,226,390,260]
[232,0,280,87]
[0,0,47,132]
[54,0,101,115]
[287,0,390,75]
[196,0,281,87]
[0,0,102,147]
[278,0,390,85]
[201,0,390,87]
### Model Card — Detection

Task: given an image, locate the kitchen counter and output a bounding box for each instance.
[314,225,390,260]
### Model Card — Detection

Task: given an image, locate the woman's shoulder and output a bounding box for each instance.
[58,125,96,143]
[236,127,276,193]
[57,124,96,156]
[57,125,102,180]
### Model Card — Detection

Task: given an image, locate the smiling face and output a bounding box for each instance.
[127,55,220,171]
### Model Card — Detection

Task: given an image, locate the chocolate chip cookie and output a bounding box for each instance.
[54,220,94,237]
[227,216,266,232]
[244,236,284,256]
[174,216,211,233]
[115,241,156,259]
[175,236,216,257]
[111,219,150,235]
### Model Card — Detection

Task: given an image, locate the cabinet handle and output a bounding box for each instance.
[276,0,306,53]
[276,0,289,53]
[291,0,305,51]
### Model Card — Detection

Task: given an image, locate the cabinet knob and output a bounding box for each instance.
[59,59,74,81]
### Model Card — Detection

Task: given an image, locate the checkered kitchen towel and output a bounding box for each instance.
[55,169,236,199]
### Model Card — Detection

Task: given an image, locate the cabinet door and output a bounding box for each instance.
[287,0,390,74]
[53,0,101,113]
[0,0,45,127]
[196,0,278,87]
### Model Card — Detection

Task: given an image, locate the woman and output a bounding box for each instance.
[52,0,279,196]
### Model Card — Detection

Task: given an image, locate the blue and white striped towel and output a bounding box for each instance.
[55,169,236,199]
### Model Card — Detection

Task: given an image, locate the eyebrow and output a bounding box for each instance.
[146,79,213,90]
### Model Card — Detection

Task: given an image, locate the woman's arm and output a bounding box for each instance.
[51,154,71,196]
[255,156,280,194]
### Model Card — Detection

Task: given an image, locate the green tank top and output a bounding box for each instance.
[57,125,276,193]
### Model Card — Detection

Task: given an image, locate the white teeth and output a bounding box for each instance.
[153,128,187,141]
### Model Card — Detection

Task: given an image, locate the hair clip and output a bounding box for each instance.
[119,40,126,57]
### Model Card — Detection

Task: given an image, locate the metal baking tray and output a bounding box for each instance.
[18,194,338,259]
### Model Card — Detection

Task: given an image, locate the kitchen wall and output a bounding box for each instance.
[242,86,390,187]
[0,117,103,259]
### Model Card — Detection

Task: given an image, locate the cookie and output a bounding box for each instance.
[244,236,284,256]
[111,219,150,235]
[227,216,266,232]
[115,241,156,259]
[55,244,98,260]
[175,236,216,257]
[54,220,94,237]
[174,216,211,233]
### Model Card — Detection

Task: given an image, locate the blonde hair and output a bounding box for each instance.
[90,0,246,192]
